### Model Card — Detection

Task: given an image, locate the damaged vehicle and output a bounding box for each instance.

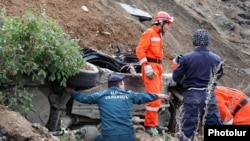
[15,48,183,140]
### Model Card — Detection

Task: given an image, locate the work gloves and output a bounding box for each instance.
[144,64,155,79]
[223,118,233,125]
[172,54,183,69]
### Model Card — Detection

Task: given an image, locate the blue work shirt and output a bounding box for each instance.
[172,46,223,90]
[70,86,158,136]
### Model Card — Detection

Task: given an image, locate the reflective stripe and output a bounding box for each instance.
[139,57,147,65]
[187,87,207,90]
[146,106,159,112]
[151,37,160,42]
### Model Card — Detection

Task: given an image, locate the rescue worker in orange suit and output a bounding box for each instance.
[214,86,250,125]
[135,11,174,135]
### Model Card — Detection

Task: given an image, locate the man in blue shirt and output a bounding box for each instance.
[65,73,169,141]
[172,29,224,141]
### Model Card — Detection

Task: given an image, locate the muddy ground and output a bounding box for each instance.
[0,0,249,140]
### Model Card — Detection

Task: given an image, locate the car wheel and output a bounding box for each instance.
[167,99,177,132]
[67,62,99,89]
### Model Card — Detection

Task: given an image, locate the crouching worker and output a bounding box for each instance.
[214,86,250,125]
[65,73,169,141]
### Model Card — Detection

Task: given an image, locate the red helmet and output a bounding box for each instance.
[153,11,174,24]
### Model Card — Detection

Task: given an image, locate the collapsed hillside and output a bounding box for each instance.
[0,0,250,140]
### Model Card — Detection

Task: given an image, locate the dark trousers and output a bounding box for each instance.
[95,133,136,141]
[178,89,222,141]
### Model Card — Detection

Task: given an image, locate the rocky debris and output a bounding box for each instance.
[0,105,59,141]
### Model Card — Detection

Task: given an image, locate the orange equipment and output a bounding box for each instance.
[136,11,173,132]
[136,25,163,127]
[214,86,250,125]
[153,11,174,24]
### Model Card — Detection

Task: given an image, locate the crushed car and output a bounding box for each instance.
[23,48,182,140]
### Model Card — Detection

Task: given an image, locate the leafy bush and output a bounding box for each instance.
[0,9,84,113]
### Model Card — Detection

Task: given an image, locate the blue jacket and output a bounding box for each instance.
[70,86,158,136]
[172,46,223,90]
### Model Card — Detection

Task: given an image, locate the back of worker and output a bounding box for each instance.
[66,73,169,141]
[215,86,250,125]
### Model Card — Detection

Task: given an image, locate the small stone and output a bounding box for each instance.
[81,6,89,12]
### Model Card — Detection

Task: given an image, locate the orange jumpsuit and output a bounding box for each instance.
[214,86,250,125]
[136,25,163,127]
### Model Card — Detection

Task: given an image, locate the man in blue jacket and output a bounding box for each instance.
[65,73,169,141]
[172,29,224,141]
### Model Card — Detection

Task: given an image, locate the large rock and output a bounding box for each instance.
[0,105,59,141]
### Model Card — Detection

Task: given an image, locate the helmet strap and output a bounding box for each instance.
[161,22,166,35]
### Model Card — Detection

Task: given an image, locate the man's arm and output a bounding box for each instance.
[131,91,169,104]
[136,30,151,65]
[65,86,99,104]
[217,99,234,125]
[157,94,169,100]
[65,86,75,94]
[172,55,185,83]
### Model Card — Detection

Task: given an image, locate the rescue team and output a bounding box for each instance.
[65,11,250,141]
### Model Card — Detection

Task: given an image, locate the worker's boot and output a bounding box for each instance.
[145,126,157,135]
[156,125,168,133]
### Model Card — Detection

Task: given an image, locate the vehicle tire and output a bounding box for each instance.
[50,81,65,94]
[67,62,99,89]
[46,106,61,131]
[167,99,177,132]
[157,101,172,130]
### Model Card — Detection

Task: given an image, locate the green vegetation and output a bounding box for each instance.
[0,8,84,114]
[60,130,83,141]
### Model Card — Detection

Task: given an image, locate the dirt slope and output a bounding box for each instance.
[0,0,250,140]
